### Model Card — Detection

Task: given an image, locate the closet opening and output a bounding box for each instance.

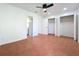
[48,18,55,36]
[60,15,74,39]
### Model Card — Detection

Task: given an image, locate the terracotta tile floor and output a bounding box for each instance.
[0,34,79,56]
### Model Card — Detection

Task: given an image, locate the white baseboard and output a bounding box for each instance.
[0,37,27,46]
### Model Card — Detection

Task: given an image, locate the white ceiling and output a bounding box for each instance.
[9,3,79,16]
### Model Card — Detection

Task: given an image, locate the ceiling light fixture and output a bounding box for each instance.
[43,8,47,12]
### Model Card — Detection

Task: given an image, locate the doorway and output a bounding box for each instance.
[27,16,33,36]
[48,18,55,36]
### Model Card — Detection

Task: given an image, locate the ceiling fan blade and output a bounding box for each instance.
[47,3,54,8]
[43,4,47,8]
[36,6,42,8]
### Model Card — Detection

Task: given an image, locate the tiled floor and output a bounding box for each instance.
[0,34,79,56]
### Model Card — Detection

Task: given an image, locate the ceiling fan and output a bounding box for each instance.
[36,3,54,12]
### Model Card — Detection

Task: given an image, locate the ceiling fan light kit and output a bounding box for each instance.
[43,8,47,12]
[36,3,54,13]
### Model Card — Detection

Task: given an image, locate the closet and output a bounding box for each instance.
[48,18,55,35]
[60,15,74,38]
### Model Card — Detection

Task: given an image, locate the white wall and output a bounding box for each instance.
[41,18,48,34]
[74,12,78,41]
[37,15,43,34]
[60,15,74,37]
[55,17,60,36]
[0,4,40,45]
[78,8,79,42]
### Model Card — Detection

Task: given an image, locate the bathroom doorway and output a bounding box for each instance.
[27,16,33,36]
